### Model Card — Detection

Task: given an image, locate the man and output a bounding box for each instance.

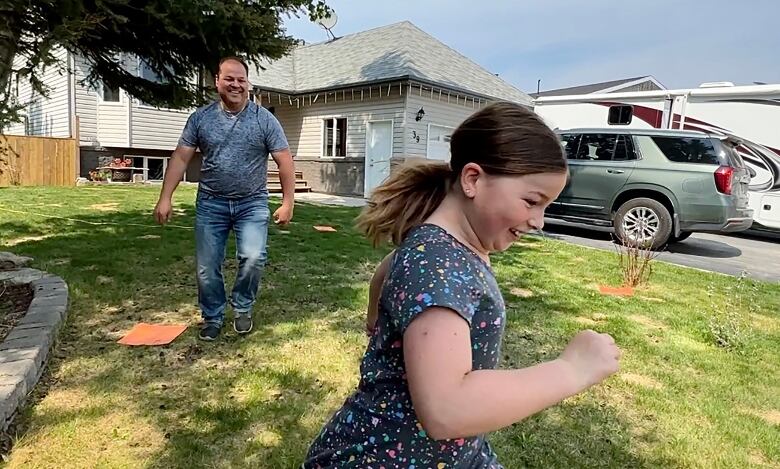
[153,56,295,341]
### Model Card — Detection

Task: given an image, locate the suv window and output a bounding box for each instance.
[560,134,580,160]
[575,134,636,161]
[652,137,721,164]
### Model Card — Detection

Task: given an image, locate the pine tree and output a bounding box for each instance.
[0,0,331,129]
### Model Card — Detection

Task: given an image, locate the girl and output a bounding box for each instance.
[303,102,620,468]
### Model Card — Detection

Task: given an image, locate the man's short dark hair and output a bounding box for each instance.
[218,56,249,76]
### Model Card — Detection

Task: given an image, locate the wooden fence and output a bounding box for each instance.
[0,134,79,187]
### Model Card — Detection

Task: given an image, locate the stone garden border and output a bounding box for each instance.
[0,253,68,432]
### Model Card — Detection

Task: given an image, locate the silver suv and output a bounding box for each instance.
[547,128,754,249]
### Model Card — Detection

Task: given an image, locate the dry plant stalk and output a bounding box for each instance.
[614,235,661,287]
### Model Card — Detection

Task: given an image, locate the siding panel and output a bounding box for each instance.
[6,49,71,138]
[404,93,484,158]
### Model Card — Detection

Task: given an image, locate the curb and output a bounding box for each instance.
[0,269,68,432]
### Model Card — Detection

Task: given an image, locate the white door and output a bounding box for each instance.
[365,120,393,196]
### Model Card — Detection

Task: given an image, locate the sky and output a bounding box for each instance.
[282,0,780,94]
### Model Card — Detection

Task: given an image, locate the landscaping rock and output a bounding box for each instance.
[0,265,68,433]
[0,253,33,271]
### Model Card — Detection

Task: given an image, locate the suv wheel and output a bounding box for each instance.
[613,198,672,250]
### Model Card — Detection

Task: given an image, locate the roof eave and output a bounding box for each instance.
[254,74,529,104]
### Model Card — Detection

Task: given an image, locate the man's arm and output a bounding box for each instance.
[154,145,196,224]
[270,148,295,225]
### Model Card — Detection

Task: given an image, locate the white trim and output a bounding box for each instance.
[320,115,349,158]
[364,119,395,197]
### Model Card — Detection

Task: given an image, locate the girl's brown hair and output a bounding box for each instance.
[356,101,567,246]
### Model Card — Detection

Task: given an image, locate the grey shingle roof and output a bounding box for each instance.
[249,21,531,105]
[530,76,657,98]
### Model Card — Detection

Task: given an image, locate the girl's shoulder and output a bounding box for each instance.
[395,224,488,274]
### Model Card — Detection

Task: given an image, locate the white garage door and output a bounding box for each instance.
[427,124,454,161]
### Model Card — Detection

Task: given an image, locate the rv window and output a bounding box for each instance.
[608,105,633,125]
[652,137,721,165]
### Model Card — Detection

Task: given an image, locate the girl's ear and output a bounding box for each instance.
[460,163,484,199]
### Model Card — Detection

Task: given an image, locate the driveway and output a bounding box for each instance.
[290,193,779,282]
[542,220,780,282]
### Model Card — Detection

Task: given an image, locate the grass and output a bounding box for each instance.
[0,185,778,469]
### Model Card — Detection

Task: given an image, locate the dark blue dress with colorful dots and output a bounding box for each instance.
[303,224,506,468]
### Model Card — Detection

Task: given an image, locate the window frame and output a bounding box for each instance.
[608,105,633,125]
[321,116,348,158]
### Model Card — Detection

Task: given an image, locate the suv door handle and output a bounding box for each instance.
[607,169,625,174]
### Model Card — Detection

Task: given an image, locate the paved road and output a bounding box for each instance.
[542,219,780,282]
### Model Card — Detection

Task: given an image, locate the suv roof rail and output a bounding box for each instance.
[555,127,711,137]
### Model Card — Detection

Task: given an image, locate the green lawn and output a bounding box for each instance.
[0,185,778,469]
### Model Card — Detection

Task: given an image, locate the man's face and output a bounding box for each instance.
[216,60,249,107]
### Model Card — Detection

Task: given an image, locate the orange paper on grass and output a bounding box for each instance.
[598,285,634,297]
[118,323,187,346]
[314,225,337,232]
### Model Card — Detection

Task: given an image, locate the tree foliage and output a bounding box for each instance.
[0,0,331,129]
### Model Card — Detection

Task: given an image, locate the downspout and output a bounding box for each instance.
[68,52,76,138]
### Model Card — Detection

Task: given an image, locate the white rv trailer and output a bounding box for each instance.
[533,83,780,231]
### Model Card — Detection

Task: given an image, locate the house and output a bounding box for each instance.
[531,76,665,98]
[5,21,532,197]
[249,21,532,196]
[6,49,200,182]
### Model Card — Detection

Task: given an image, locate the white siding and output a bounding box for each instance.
[404,93,485,158]
[6,49,71,138]
[96,100,129,147]
[130,104,191,150]
[73,54,193,150]
[73,55,98,145]
[272,92,406,160]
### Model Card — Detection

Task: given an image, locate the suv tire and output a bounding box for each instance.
[613,198,672,250]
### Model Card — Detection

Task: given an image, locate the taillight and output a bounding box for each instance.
[714,166,733,195]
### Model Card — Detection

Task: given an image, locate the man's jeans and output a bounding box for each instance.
[195,190,270,327]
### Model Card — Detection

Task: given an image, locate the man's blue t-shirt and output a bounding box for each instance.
[178,100,288,199]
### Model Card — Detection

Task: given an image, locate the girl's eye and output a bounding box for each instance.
[524,199,539,207]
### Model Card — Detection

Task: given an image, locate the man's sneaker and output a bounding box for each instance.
[199,324,221,341]
[234,314,253,335]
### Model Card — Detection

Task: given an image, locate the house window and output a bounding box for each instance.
[140,60,165,83]
[139,59,173,107]
[608,105,633,125]
[323,117,347,157]
[100,81,120,102]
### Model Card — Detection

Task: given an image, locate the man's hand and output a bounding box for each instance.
[154,198,173,225]
[273,202,293,225]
